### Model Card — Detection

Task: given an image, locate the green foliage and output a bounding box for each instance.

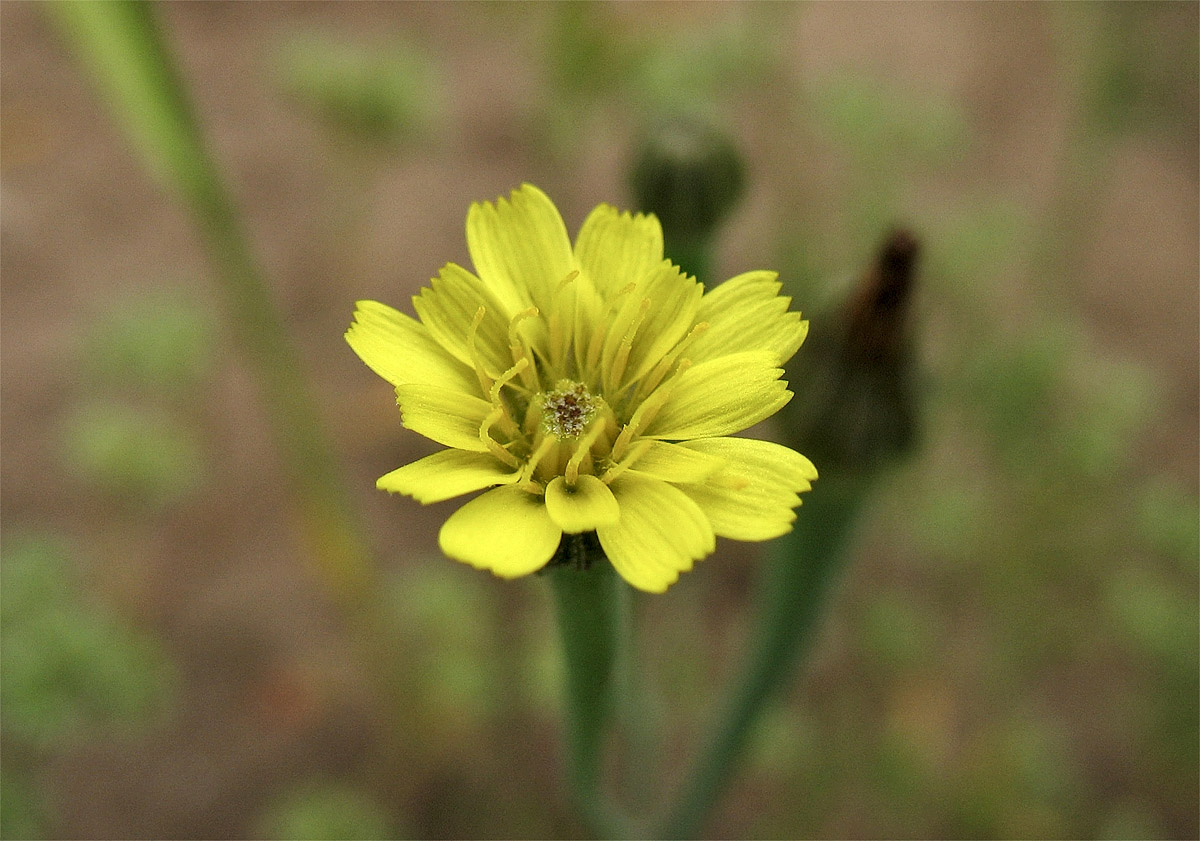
[0,767,48,841]
[256,781,396,841]
[630,12,786,117]
[858,593,937,672]
[65,290,213,507]
[275,34,441,146]
[809,74,971,169]
[545,2,638,103]
[1107,564,1198,663]
[63,400,204,507]
[382,562,501,739]
[922,199,1033,310]
[804,72,974,257]
[1136,479,1200,569]
[1,534,173,745]
[541,3,791,155]
[957,318,1160,483]
[80,289,214,393]
[1069,3,1200,139]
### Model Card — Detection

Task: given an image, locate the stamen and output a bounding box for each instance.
[564,420,605,486]
[466,306,493,396]
[606,297,650,392]
[556,269,580,295]
[611,358,692,462]
[632,321,710,402]
[479,407,520,468]
[546,270,580,368]
[520,435,557,488]
[487,357,529,437]
[585,282,637,373]
[600,438,652,484]
[491,357,529,402]
[507,307,541,390]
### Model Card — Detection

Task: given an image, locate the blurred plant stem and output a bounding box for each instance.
[48,1,374,603]
[660,230,921,839]
[659,477,869,839]
[37,7,441,768]
[45,7,442,776]
[546,545,639,839]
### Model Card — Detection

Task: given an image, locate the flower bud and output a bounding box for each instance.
[784,229,921,477]
[629,118,745,276]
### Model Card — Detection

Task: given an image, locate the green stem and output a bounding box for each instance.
[48,1,373,601]
[546,554,637,839]
[659,476,868,839]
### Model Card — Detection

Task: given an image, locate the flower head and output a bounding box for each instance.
[347,184,816,592]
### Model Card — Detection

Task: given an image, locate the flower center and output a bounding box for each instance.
[541,380,598,438]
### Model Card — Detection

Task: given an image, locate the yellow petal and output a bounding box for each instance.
[544,475,621,533]
[677,437,817,541]
[681,483,797,541]
[601,261,702,389]
[624,262,704,385]
[690,271,809,365]
[377,449,520,504]
[395,384,492,452]
[345,300,477,393]
[466,183,576,317]
[597,474,715,593]
[439,485,562,578]
[413,263,517,375]
[573,203,664,295]
[681,437,818,484]
[623,440,726,483]
[643,351,792,440]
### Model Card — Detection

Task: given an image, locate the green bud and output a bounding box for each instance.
[629,118,745,277]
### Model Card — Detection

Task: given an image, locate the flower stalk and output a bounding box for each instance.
[658,475,868,839]
[659,230,922,839]
[546,542,638,839]
[48,0,375,601]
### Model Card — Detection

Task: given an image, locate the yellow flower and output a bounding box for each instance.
[347,184,816,592]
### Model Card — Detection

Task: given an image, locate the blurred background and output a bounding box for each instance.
[1,2,1196,838]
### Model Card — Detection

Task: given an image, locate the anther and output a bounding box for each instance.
[541,380,598,439]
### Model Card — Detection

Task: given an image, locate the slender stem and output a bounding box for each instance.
[659,476,868,839]
[614,589,657,817]
[546,551,638,839]
[49,1,374,602]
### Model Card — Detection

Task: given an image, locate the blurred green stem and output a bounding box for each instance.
[547,556,637,840]
[659,475,867,839]
[48,1,373,600]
